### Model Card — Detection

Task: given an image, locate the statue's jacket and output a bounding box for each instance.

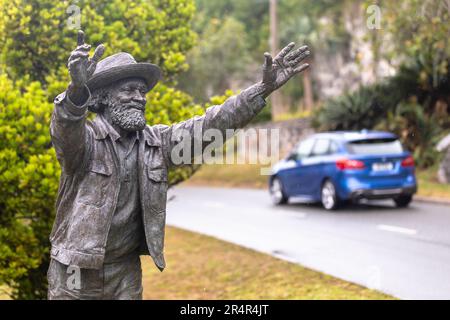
[49,87,266,271]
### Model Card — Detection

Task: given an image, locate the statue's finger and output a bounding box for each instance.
[293,63,310,74]
[77,30,85,46]
[69,51,90,60]
[274,42,295,62]
[91,44,105,63]
[285,45,309,61]
[87,45,105,76]
[74,44,91,52]
[263,52,273,70]
[68,57,82,68]
[289,50,311,66]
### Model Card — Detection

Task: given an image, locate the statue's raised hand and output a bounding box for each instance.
[67,30,105,102]
[260,43,310,98]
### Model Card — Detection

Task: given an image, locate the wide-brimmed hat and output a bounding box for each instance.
[86,52,161,92]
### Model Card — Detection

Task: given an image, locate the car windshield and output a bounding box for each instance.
[346,138,404,155]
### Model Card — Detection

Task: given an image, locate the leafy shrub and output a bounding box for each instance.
[376,103,445,168]
[0,75,59,299]
[312,85,386,131]
[312,63,423,131]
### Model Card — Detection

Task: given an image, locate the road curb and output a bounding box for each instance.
[414,195,450,206]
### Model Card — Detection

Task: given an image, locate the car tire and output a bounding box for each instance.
[393,195,413,208]
[270,177,288,205]
[321,180,340,210]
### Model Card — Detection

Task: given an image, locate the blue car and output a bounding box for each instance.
[269,130,417,210]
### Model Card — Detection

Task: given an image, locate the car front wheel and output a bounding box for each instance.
[321,180,340,210]
[270,177,288,205]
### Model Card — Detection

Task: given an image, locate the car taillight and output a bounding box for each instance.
[401,155,415,167]
[336,158,365,170]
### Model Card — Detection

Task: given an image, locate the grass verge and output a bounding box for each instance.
[416,167,450,200]
[185,163,268,189]
[0,286,10,300]
[1,226,391,299]
[185,163,450,201]
[142,226,392,299]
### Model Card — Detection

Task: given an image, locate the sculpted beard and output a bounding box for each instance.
[109,100,147,132]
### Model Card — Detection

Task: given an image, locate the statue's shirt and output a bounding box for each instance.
[103,123,144,263]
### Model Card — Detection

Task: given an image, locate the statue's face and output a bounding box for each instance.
[106,78,148,132]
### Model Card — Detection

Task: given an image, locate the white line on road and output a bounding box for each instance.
[377,224,417,235]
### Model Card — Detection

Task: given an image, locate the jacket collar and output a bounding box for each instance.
[92,113,159,146]
[92,114,120,141]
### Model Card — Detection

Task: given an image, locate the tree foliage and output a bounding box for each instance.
[314,1,450,168]
[182,0,352,113]
[381,0,450,89]
[178,16,251,101]
[0,0,197,83]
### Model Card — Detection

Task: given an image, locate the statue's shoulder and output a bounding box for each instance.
[85,115,109,140]
[143,123,169,146]
[85,117,100,137]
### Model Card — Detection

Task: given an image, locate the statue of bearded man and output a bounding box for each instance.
[47,30,310,300]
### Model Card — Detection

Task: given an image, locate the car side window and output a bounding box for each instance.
[329,140,339,154]
[295,138,315,160]
[311,139,330,156]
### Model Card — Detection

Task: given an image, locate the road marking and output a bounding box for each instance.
[285,211,307,219]
[377,224,417,235]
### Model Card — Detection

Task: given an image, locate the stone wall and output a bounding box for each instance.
[236,118,315,162]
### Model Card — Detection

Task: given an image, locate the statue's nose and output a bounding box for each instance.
[132,90,146,104]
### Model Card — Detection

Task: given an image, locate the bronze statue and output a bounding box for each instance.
[47,30,310,299]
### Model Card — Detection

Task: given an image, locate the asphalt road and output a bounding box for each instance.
[166,185,450,300]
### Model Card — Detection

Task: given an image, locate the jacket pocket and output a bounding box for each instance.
[147,167,167,182]
[146,167,168,212]
[90,160,113,176]
[78,160,113,207]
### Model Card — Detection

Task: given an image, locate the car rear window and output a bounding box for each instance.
[346,138,404,155]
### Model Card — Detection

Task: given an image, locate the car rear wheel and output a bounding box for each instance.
[321,180,340,210]
[270,177,288,205]
[393,195,412,208]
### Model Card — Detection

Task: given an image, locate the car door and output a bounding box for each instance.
[300,138,331,196]
[281,138,315,196]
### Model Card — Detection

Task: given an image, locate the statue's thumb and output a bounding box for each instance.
[92,44,105,63]
[87,44,105,75]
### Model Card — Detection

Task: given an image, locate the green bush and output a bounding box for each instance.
[0,75,59,299]
[376,103,446,168]
[312,64,422,131]
[0,0,230,299]
[312,85,386,131]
